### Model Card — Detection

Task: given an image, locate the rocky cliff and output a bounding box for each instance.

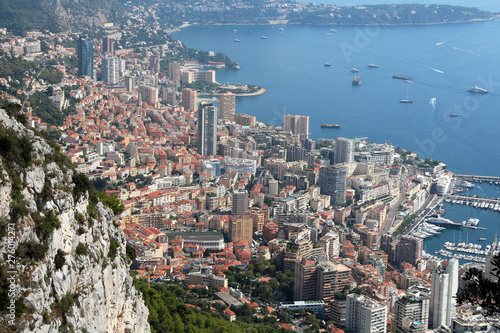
[0,105,150,332]
[0,0,126,34]
[43,0,126,32]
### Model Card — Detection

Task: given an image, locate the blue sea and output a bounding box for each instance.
[171,1,500,262]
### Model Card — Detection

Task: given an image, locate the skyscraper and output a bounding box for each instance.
[101,55,119,85]
[149,54,160,73]
[182,88,197,112]
[395,288,430,332]
[78,35,93,78]
[334,137,354,164]
[125,75,136,93]
[430,259,459,328]
[294,258,351,319]
[395,236,423,267]
[294,258,318,301]
[220,92,236,121]
[232,191,249,215]
[346,294,387,333]
[197,102,218,157]
[283,114,309,139]
[101,36,114,55]
[138,85,159,107]
[169,61,181,83]
[318,164,348,206]
[229,215,253,246]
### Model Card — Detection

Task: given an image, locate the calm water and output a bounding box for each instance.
[171,17,500,262]
[172,20,500,177]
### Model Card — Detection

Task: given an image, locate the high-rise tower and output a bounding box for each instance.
[78,35,93,78]
[283,114,309,140]
[318,164,348,206]
[182,88,197,112]
[197,102,218,156]
[101,36,114,55]
[430,259,459,328]
[334,137,354,164]
[220,92,236,121]
[101,55,119,85]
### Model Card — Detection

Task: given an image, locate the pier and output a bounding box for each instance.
[446,194,500,207]
[454,174,500,183]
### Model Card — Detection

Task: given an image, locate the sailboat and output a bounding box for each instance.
[399,81,413,103]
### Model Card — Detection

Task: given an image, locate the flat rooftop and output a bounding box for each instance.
[165,231,224,241]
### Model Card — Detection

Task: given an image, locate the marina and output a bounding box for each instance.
[436,249,486,263]
[410,222,445,239]
[445,195,500,212]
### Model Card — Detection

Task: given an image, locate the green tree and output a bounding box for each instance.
[456,254,500,317]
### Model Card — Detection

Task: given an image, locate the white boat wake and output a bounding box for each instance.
[453,47,480,56]
[424,65,444,74]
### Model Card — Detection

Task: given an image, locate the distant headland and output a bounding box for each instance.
[166,2,496,27]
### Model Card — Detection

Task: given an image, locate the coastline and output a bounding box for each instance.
[234,88,267,97]
[198,88,267,98]
[170,16,497,30]
[164,22,193,33]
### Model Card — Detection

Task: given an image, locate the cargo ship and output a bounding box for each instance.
[393,75,413,80]
[321,124,341,128]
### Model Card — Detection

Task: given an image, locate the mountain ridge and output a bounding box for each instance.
[0,0,125,34]
[0,104,150,332]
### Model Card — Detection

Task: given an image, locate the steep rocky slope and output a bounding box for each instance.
[43,0,126,32]
[0,105,149,332]
[0,0,125,34]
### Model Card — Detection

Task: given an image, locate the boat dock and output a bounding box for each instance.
[446,194,500,209]
[462,225,487,230]
[454,174,500,183]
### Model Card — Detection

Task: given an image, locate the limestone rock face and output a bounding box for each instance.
[0,108,150,332]
[42,0,126,32]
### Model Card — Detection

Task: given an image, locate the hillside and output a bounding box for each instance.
[0,104,149,332]
[123,0,496,26]
[0,0,125,34]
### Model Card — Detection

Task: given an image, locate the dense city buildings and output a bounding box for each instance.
[6,19,496,333]
[234,113,256,127]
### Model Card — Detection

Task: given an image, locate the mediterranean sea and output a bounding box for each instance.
[171,7,500,263]
[171,19,500,177]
